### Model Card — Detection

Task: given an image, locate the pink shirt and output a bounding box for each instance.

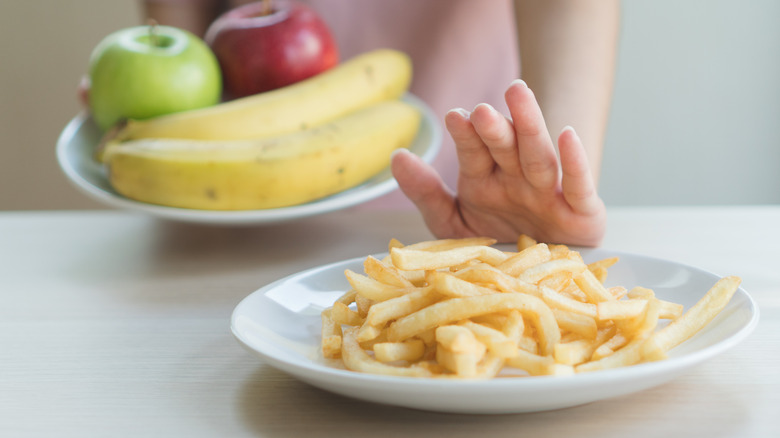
[299,0,519,209]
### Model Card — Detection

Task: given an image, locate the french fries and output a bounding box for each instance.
[321,235,741,379]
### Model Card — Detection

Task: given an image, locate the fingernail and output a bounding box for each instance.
[473,102,496,114]
[511,78,528,88]
[561,125,580,139]
[391,148,411,158]
[447,107,470,118]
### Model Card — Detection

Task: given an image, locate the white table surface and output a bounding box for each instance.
[1,206,778,437]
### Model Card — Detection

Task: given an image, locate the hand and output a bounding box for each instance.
[392,79,606,246]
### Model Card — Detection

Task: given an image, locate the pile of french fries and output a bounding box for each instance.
[320,236,741,379]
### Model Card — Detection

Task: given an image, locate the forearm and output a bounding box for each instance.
[513,0,620,182]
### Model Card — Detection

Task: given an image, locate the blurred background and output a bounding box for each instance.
[1,0,779,211]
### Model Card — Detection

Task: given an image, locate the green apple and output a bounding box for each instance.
[88,24,222,131]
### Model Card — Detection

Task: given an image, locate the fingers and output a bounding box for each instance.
[448,80,559,182]
[444,108,494,179]
[504,79,560,191]
[469,103,523,176]
[390,149,462,237]
[558,126,602,214]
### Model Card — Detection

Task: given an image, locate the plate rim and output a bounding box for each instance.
[56,93,442,225]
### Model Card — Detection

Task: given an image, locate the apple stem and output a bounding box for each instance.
[261,0,273,15]
[147,18,159,47]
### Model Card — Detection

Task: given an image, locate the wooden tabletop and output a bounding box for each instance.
[1,206,778,437]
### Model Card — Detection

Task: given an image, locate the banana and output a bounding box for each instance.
[103,100,421,210]
[110,49,412,143]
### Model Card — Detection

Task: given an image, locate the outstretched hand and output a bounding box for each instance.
[392,79,606,246]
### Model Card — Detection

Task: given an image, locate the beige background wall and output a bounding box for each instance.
[1,0,140,210]
[1,0,779,211]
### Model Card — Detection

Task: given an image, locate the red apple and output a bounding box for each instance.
[204,0,339,99]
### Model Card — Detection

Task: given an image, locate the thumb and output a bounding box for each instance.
[391,149,461,237]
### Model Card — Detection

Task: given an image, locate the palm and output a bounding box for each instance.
[457,171,605,246]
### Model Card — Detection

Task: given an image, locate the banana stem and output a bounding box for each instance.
[94,120,127,163]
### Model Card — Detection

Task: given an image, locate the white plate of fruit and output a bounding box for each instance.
[56,12,440,225]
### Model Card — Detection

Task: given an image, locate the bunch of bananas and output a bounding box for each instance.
[99,49,421,210]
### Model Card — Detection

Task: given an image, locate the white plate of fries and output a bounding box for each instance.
[56,94,441,225]
[231,238,758,414]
